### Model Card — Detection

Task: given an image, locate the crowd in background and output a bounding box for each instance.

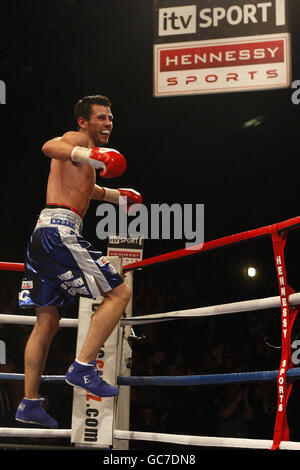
[1,261,300,449]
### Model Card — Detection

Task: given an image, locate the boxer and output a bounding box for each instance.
[16,95,142,427]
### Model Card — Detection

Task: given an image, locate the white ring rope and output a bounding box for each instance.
[0,427,299,450]
[0,315,78,327]
[0,428,71,438]
[2,292,300,328]
[121,292,300,325]
[113,430,300,450]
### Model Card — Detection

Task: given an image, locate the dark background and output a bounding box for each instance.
[0,0,299,305]
[0,0,300,447]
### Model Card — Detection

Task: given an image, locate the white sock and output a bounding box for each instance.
[75,359,93,366]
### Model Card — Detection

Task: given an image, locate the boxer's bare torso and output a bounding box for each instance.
[46,136,96,218]
[43,104,113,218]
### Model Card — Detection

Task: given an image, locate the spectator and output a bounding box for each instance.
[216,383,254,438]
[250,383,277,439]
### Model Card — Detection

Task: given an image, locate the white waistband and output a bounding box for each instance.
[35,208,83,234]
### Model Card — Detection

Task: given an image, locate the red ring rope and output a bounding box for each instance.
[0,262,24,271]
[1,216,300,274]
[122,215,300,272]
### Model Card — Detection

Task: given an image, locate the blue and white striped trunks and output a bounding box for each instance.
[18,207,123,311]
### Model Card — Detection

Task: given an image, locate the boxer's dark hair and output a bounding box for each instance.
[74,95,112,128]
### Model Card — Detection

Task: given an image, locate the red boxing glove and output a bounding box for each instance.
[91,148,127,179]
[118,188,143,212]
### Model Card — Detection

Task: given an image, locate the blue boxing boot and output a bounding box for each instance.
[15,397,58,428]
[65,360,119,397]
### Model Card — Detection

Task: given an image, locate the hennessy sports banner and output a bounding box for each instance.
[107,236,144,265]
[153,0,291,96]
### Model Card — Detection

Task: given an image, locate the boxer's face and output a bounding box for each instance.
[81,104,113,147]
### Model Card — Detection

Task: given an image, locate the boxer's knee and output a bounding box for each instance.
[108,282,131,306]
[35,305,60,339]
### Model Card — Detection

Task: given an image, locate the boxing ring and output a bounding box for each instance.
[1,215,300,450]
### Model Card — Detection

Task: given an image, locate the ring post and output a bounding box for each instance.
[107,236,143,450]
[71,257,121,448]
[113,267,133,449]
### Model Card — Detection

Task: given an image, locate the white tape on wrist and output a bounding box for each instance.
[70,146,106,170]
[70,146,91,164]
[102,187,120,204]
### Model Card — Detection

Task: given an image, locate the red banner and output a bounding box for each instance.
[160,39,284,72]
[271,231,299,450]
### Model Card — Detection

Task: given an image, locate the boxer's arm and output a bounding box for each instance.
[91,185,120,204]
[43,132,127,178]
[42,131,89,161]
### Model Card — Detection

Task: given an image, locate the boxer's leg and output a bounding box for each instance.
[16,305,59,427]
[65,282,131,397]
[77,282,131,363]
[24,305,60,398]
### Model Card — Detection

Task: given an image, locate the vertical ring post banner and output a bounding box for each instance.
[113,269,133,450]
[271,230,299,450]
[106,236,143,450]
[153,0,291,97]
[71,257,122,448]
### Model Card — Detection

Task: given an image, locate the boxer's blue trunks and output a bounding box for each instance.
[18,206,123,312]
